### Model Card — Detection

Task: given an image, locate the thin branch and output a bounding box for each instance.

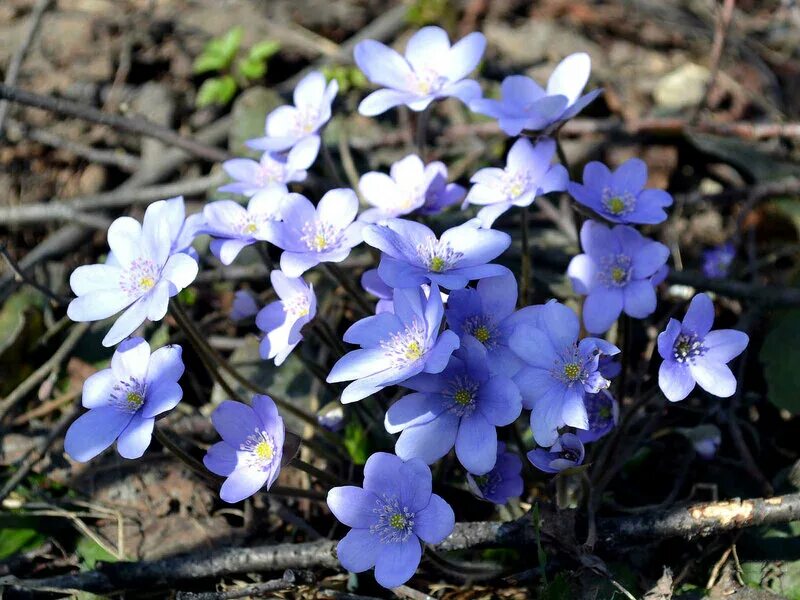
[0,83,231,162]
[691,0,737,122]
[0,242,71,305]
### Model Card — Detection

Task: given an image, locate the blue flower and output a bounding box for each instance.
[463,137,568,227]
[657,293,749,402]
[354,26,485,116]
[576,390,618,444]
[230,290,260,321]
[702,242,735,279]
[385,336,522,474]
[204,395,285,503]
[65,338,184,461]
[470,53,600,135]
[220,138,319,195]
[363,218,511,290]
[567,220,670,334]
[568,159,673,224]
[445,271,542,377]
[327,452,454,589]
[203,185,286,265]
[267,189,364,277]
[256,270,316,366]
[358,154,465,223]
[510,300,619,446]
[327,286,460,403]
[67,201,199,347]
[466,443,524,504]
[246,71,337,158]
[528,433,585,474]
[361,268,394,314]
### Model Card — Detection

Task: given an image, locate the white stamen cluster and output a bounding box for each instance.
[672,333,705,364]
[240,429,277,471]
[416,238,463,273]
[463,314,497,348]
[283,292,311,319]
[445,374,480,417]
[301,220,342,252]
[120,257,159,298]
[598,254,632,288]
[370,494,416,543]
[110,377,147,413]
[601,187,636,216]
[380,320,427,367]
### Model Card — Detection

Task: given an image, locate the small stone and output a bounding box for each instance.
[653,63,710,110]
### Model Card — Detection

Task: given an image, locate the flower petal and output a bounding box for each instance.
[413,493,454,544]
[659,360,696,402]
[327,486,379,529]
[64,407,133,462]
[455,412,497,474]
[690,359,737,398]
[116,414,154,459]
[373,537,421,589]
[220,466,268,503]
[395,412,459,464]
[336,529,377,573]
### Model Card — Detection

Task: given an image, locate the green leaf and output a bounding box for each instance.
[740,523,800,599]
[248,40,281,62]
[192,52,228,75]
[0,528,45,560]
[76,536,118,570]
[344,420,369,465]
[196,75,238,108]
[760,309,800,414]
[236,56,266,81]
[193,27,243,74]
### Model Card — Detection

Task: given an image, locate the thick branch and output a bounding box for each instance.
[12,493,800,594]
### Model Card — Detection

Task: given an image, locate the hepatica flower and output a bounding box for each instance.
[385,337,522,474]
[464,137,568,227]
[510,300,619,446]
[470,53,600,135]
[230,290,260,321]
[657,293,748,402]
[576,390,618,444]
[247,71,337,156]
[359,154,465,222]
[568,159,673,224]
[362,269,394,314]
[203,185,286,265]
[327,286,460,403]
[204,395,285,503]
[568,220,670,334]
[268,189,364,277]
[445,271,542,377]
[256,270,316,366]
[68,203,199,347]
[220,138,318,196]
[354,26,485,116]
[528,433,585,474]
[65,338,184,461]
[466,443,523,504]
[327,452,454,589]
[702,242,735,279]
[364,218,511,290]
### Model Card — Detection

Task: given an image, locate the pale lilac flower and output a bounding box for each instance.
[327,286,460,403]
[230,290,260,321]
[510,300,619,446]
[220,137,319,195]
[363,218,511,290]
[359,154,465,222]
[203,185,286,265]
[146,196,205,257]
[246,71,337,158]
[445,271,542,377]
[576,390,618,444]
[204,395,285,503]
[470,53,600,135]
[327,452,454,589]
[657,293,749,402]
[354,26,485,116]
[317,404,345,433]
[385,337,522,474]
[361,269,394,314]
[528,433,585,474]
[64,338,184,461]
[463,137,568,227]
[68,203,199,347]
[256,270,316,366]
[568,159,673,224]
[702,242,736,279]
[567,220,670,334]
[679,424,722,460]
[466,443,524,504]
[268,189,364,277]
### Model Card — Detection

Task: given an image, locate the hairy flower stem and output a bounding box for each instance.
[322,263,373,316]
[520,205,532,306]
[289,457,346,487]
[170,301,348,456]
[416,104,432,160]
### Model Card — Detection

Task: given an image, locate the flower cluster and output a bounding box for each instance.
[60,23,752,594]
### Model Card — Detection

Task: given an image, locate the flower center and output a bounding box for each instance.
[111,377,146,413]
[601,188,636,216]
[295,107,320,135]
[283,292,311,318]
[244,223,258,234]
[256,157,286,186]
[552,345,593,386]
[474,326,491,343]
[381,320,427,367]
[563,362,581,381]
[599,254,632,288]
[301,220,342,253]
[673,333,704,364]
[241,430,277,471]
[371,494,415,543]
[410,69,447,96]
[446,375,479,417]
[416,238,463,273]
[504,172,531,199]
[120,257,160,298]
[463,315,497,348]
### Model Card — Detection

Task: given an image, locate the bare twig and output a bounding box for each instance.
[0,0,53,136]
[0,83,231,162]
[691,0,737,122]
[0,242,71,305]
